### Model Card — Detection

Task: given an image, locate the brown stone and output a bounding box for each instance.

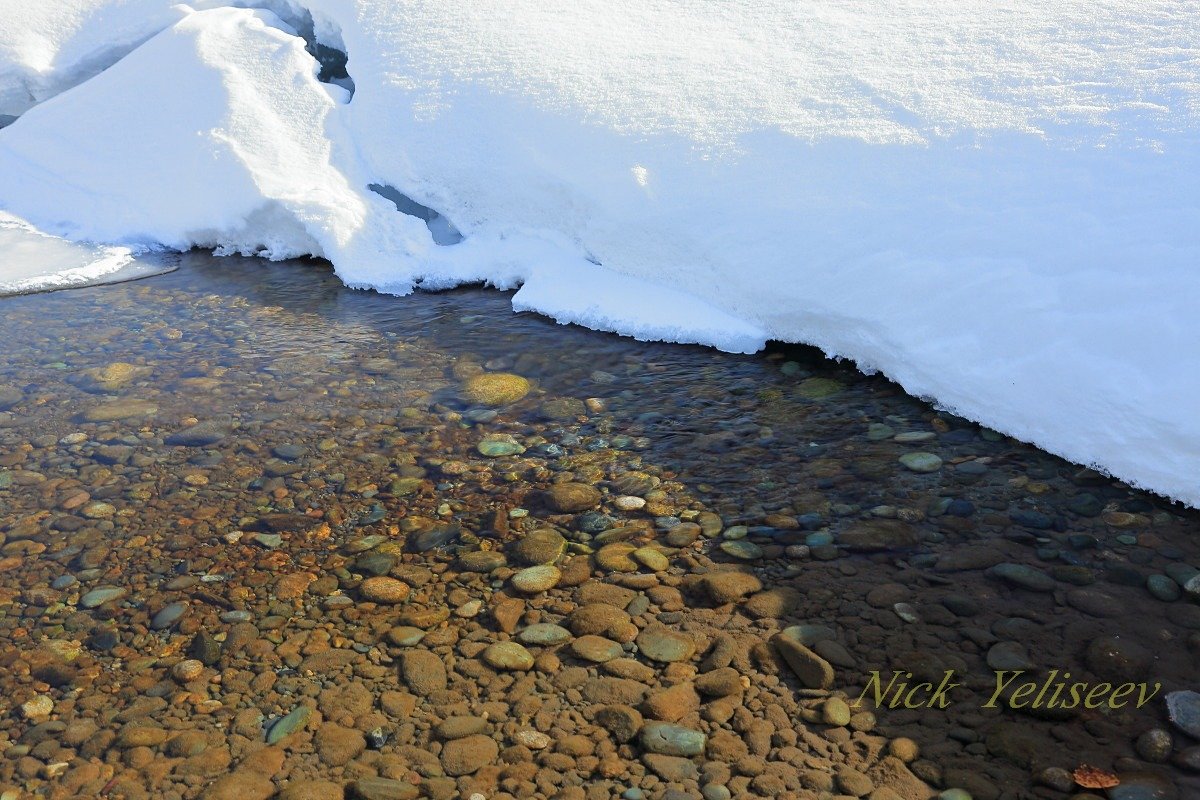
[642,683,700,722]
[315,723,365,766]
[201,773,276,800]
[279,780,345,800]
[359,576,411,604]
[545,483,602,512]
[595,705,643,743]
[699,571,762,604]
[399,650,447,695]
[440,734,499,776]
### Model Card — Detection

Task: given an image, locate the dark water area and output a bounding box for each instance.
[0,250,1198,800]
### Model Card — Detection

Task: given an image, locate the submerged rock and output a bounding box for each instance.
[461,372,530,406]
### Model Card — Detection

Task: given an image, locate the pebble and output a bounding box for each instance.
[20,695,53,719]
[79,587,127,608]
[636,627,696,663]
[170,659,204,683]
[899,452,943,472]
[571,635,625,663]
[482,641,535,671]
[632,546,670,571]
[988,563,1055,592]
[545,482,602,512]
[773,635,835,689]
[267,705,312,743]
[511,565,561,593]
[514,730,552,749]
[1147,575,1181,602]
[477,433,525,457]
[1135,728,1172,762]
[461,372,530,406]
[640,722,706,756]
[150,602,188,630]
[517,623,572,645]
[719,540,763,560]
[1166,691,1200,739]
[511,529,566,565]
[358,576,411,604]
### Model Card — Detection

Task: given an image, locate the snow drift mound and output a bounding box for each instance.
[0,1,1197,506]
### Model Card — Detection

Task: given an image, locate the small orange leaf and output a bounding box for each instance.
[1073,764,1119,789]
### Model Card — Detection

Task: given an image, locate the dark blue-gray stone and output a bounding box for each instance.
[640,722,706,756]
[151,602,188,630]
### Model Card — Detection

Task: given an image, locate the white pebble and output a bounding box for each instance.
[21,695,53,719]
[614,496,645,511]
[514,729,553,749]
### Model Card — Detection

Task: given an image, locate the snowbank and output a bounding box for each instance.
[0,2,1197,505]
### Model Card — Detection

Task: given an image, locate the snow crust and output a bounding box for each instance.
[0,2,1197,505]
[0,212,136,294]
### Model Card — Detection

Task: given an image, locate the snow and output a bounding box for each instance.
[0,2,1197,505]
[0,212,139,295]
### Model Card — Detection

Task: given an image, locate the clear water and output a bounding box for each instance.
[0,251,1197,799]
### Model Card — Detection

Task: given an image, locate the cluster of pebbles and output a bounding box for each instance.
[0,256,1198,800]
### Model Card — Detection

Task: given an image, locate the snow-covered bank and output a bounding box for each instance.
[0,2,1197,505]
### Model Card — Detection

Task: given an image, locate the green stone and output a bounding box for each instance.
[267,705,312,743]
[899,452,942,473]
[795,377,844,399]
[640,722,706,756]
[477,434,526,457]
[719,540,762,560]
[482,641,534,671]
[632,547,670,571]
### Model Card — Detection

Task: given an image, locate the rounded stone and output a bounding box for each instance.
[822,697,852,726]
[595,542,639,572]
[517,623,572,645]
[571,635,624,663]
[596,705,644,743]
[1147,575,1181,602]
[545,482,602,512]
[514,730,553,749]
[440,734,499,776]
[1136,728,1172,762]
[889,737,919,762]
[899,452,943,473]
[21,695,53,719]
[701,571,762,603]
[631,546,670,571]
[477,433,525,457]
[511,529,567,565]
[359,576,411,604]
[170,659,205,683]
[636,627,696,663]
[80,586,127,608]
[640,722,706,756]
[457,550,507,573]
[719,540,763,560]
[151,602,188,630]
[511,565,561,593]
[461,373,531,406]
[482,641,535,671]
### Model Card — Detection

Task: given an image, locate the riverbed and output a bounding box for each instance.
[0,251,1197,800]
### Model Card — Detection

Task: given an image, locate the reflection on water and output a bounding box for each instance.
[0,250,1197,800]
